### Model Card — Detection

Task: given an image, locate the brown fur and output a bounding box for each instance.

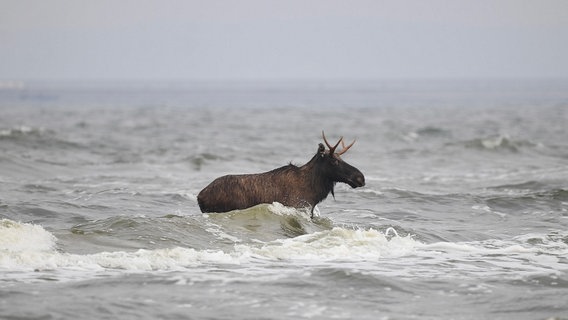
[197,141,365,216]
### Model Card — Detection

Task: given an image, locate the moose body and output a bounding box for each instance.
[197,133,365,217]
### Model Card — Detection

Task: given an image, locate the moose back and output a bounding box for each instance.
[197,132,365,217]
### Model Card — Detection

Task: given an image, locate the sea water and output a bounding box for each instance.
[1,80,567,319]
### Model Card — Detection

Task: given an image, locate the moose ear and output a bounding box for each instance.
[317,143,325,156]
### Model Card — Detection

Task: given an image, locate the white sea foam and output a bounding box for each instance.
[267,202,313,219]
[3,219,564,285]
[417,236,568,279]
[0,219,241,272]
[0,125,37,137]
[1,219,419,275]
[2,241,242,272]
[0,219,57,252]
[237,227,420,261]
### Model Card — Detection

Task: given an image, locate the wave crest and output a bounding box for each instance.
[1,218,419,275]
[205,203,333,241]
[238,227,419,261]
[463,134,537,152]
[0,219,57,252]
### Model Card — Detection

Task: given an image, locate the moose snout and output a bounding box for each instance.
[346,172,365,188]
[355,174,365,187]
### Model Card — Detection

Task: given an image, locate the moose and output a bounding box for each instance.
[197,132,365,218]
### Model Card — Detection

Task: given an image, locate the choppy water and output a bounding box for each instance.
[1,80,568,319]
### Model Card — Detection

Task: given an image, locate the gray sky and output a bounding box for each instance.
[1,0,568,81]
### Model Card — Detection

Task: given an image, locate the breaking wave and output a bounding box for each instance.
[0,219,240,272]
[0,218,420,275]
[0,219,57,252]
[238,227,418,261]
[3,218,566,284]
[204,202,334,241]
[0,125,83,151]
[0,125,46,139]
[462,134,538,152]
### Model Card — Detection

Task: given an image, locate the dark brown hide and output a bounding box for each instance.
[197,136,364,216]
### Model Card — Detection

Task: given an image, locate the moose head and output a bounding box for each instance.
[316,131,365,190]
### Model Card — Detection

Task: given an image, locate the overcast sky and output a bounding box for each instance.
[1,0,567,81]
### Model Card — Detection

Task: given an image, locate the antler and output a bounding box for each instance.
[322,131,343,154]
[337,139,356,156]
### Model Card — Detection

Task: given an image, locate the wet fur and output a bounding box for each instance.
[197,143,364,216]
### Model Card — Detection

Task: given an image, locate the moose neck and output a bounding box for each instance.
[302,154,336,205]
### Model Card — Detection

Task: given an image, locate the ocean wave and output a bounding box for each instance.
[0,219,241,273]
[418,231,568,280]
[461,134,538,152]
[0,125,86,154]
[415,126,452,137]
[185,152,229,171]
[488,180,550,192]
[488,181,568,200]
[238,227,419,261]
[400,126,452,142]
[69,215,215,252]
[66,203,333,254]
[2,245,238,273]
[515,231,568,251]
[0,125,46,139]
[2,218,566,287]
[0,219,57,252]
[0,219,419,275]
[481,180,568,216]
[204,203,334,241]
